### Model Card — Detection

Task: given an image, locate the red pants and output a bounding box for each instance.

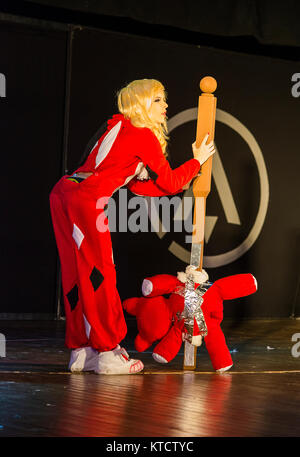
[50,177,127,351]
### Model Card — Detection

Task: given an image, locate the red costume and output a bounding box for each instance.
[123,272,257,371]
[50,114,201,352]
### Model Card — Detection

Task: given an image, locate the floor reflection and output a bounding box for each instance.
[53,372,234,437]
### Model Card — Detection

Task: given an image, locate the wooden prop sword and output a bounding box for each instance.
[183,76,217,370]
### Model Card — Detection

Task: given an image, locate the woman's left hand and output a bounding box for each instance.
[137,165,150,181]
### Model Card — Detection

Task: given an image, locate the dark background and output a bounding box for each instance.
[0,0,299,319]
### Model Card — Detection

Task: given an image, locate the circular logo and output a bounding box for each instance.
[166,108,269,268]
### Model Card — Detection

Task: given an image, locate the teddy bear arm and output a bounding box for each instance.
[142,274,180,297]
[214,274,257,300]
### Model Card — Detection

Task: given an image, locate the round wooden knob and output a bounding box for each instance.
[200,76,217,94]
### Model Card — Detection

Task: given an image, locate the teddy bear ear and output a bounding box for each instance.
[122,297,140,315]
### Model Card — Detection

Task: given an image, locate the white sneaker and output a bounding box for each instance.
[68,346,99,372]
[94,345,144,375]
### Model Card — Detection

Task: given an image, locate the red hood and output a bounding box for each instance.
[107,113,131,131]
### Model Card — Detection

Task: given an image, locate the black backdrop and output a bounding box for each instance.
[0,18,299,318]
[0,21,67,317]
[15,0,300,47]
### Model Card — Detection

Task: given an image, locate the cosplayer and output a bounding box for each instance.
[50,78,215,374]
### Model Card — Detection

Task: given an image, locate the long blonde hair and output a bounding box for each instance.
[117,79,169,156]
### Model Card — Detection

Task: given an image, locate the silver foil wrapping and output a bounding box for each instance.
[177,273,212,344]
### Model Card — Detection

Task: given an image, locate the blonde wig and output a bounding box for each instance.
[117,79,169,156]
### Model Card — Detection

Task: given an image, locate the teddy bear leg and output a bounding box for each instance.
[204,324,233,372]
[152,320,185,364]
[135,333,152,352]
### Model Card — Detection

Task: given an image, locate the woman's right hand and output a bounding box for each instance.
[192,134,215,166]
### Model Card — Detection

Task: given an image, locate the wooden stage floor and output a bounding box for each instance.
[0,318,300,438]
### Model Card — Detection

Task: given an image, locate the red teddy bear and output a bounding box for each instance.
[123,267,257,372]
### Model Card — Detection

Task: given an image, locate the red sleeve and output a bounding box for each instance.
[136,128,201,194]
[126,177,182,197]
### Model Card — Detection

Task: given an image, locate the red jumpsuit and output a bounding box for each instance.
[50,114,200,352]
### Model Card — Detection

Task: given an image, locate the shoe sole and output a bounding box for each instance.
[69,353,99,373]
[94,360,144,375]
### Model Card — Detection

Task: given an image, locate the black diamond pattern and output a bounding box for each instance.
[89,266,104,292]
[67,285,79,311]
